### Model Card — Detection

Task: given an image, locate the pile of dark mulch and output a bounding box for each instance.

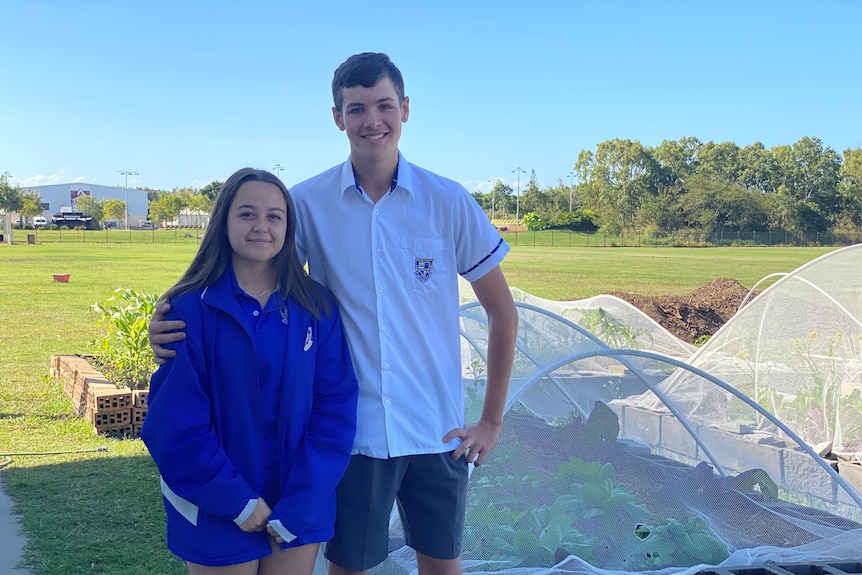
[605,278,757,344]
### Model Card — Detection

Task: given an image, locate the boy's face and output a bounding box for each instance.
[333,76,409,165]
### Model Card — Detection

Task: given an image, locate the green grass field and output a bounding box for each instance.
[0,239,838,574]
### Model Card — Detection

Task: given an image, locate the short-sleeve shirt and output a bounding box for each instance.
[290,153,509,458]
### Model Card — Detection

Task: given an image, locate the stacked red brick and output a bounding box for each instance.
[51,354,149,437]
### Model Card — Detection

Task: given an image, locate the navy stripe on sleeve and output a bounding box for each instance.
[461,238,505,276]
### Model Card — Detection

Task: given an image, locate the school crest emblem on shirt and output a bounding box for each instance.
[414,258,433,283]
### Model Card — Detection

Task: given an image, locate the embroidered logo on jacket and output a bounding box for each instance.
[304,327,313,351]
[414,258,433,283]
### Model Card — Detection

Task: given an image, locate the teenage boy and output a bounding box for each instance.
[149,52,518,575]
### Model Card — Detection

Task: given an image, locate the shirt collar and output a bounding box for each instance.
[339,152,414,199]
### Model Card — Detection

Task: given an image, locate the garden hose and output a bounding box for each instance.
[0,446,108,470]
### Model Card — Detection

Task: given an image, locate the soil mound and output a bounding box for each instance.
[606,278,756,344]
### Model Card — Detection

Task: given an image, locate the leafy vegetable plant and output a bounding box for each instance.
[89,288,159,390]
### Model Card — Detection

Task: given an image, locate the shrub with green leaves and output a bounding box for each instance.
[464,451,729,570]
[89,288,159,390]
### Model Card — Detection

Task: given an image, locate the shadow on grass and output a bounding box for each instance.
[3,453,187,575]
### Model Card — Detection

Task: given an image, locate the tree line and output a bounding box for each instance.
[471,136,862,236]
[4,135,861,238]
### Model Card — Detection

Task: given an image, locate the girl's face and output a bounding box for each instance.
[227,180,288,266]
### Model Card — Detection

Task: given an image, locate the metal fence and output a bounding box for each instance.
[6,227,860,248]
[5,227,204,245]
[501,229,862,248]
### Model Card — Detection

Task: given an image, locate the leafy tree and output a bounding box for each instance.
[147,196,169,226]
[199,180,224,201]
[492,180,514,217]
[103,198,126,224]
[187,193,213,227]
[520,172,563,220]
[75,195,104,222]
[639,189,686,231]
[580,139,658,234]
[0,174,23,213]
[149,191,189,226]
[772,137,841,231]
[677,174,769,233]
[1,174,24,243]
[553,209,598,232]
[738,142,779,193]
[139,186,169,202]
[19,189,46,223]
[573,149,593,186]
[653,136,701,187]
[697,141,742,185]
[471,191,488,211]
[838,148,862,228]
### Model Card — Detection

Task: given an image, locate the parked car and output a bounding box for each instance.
[33,217,47,226]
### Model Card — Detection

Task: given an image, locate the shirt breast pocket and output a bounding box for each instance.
[400,237,450,296]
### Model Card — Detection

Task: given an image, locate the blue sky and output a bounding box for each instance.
[2,1,860,194]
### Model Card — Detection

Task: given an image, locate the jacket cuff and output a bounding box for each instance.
[233,498,258,526]
[267,519,297,543]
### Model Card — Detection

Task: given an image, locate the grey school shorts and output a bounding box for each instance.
[324,452,469,571]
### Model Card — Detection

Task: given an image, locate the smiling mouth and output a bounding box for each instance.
[364,133,386,140]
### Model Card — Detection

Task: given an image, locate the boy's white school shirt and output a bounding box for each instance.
[291,153,509,458]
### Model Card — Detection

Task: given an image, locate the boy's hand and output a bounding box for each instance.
[443,419,502,466]
[149,302,187,365]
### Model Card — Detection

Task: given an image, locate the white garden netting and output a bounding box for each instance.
[322,244,862,575]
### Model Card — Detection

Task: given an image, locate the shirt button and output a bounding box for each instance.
[253,310,259,317]
[384,399,391,406]
[374,209,380,215]
[381,325,388,332]
[377,287,384,293]
[383,363,390,370]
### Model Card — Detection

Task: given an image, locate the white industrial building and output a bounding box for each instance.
[20,183,150,228]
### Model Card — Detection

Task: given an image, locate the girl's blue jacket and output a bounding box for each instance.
[141,271,358,566]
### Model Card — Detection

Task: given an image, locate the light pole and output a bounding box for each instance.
[273,164,283,179]
[117,171,138,229]
[512,167,525,223]
[568,170,576,212]
[487,178,497,222]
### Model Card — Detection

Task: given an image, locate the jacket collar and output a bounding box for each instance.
[200,263,246,320]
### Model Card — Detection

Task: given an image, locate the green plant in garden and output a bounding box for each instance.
[464,449,729,570]
[694,334,712,346]
[729,331,862,443]
[785,331,862,442]
[578,307,646,349]
[464,356,487,422]
[89,287,159,390]
[633,517,729,568]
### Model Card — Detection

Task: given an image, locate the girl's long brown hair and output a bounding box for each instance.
[160,167,330,318]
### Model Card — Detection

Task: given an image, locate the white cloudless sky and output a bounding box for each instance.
[2,1,860,194]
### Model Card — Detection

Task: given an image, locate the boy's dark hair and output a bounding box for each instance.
[332,52,405,111]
